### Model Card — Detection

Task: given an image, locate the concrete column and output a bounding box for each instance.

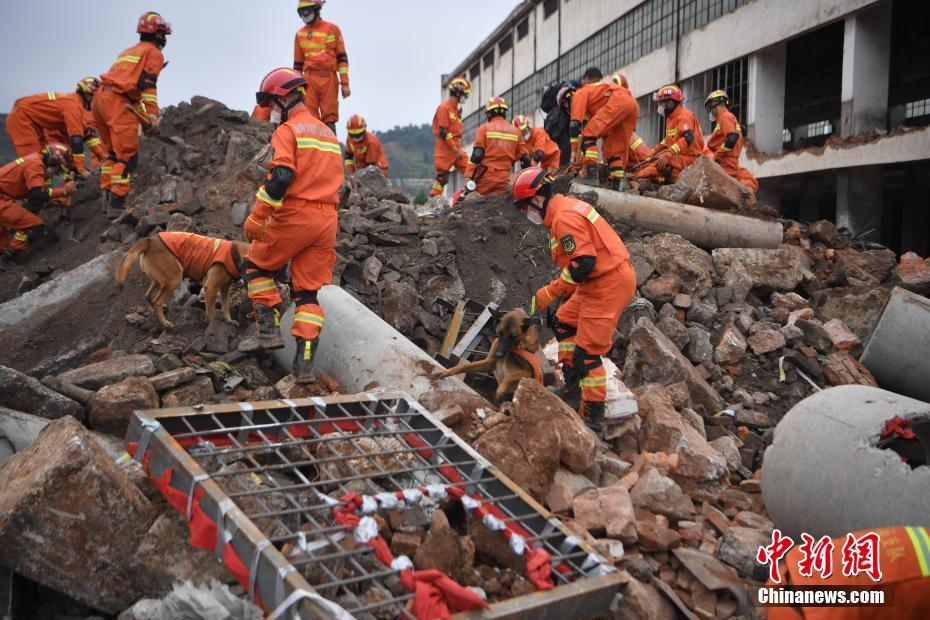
[840,2,892,137]
[747,42,786,155]
[836,166,882,240]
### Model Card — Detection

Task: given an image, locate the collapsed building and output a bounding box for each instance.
[0,90,929,619]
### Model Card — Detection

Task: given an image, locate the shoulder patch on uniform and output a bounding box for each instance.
[560,235,576,255]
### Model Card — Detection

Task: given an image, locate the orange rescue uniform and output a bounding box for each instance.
[572,83,640,182]
[465,119,526,196]
[6,92,91,173]
[294,20,349,124]
[158,232,241,281]
[345,131,388,176]
[244,105,343,344]
[637,104,705,182]
[628,132,651,168]
[706,107,759,193]
[540,195,636,403]
[0,154,50,253]
[525,127,561,171]
[93,40,164,198]
[766,526,930,620]
[430,97,468,197]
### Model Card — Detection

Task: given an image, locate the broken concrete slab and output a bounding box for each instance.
[0,416,153,613]
[630,468,692,521]
[57,353,157,390]
[816,286,891,341]
[88,376,160,437]
[676,156,757,212]
[643,233,714,295]
[0,365,84,421]
[712,247,806,292]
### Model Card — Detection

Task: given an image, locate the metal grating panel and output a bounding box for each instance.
[126,393,620,619]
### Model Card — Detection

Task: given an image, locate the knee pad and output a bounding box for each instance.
[552,319,577,342]
[292,289,319,307]
[572,345,602,379]
[436,170,449,185]
[241,259,275,285]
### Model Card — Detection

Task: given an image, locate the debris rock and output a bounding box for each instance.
[545,468,595,513]
[656,316,690,351]
[898,252,930,292]
[746,328,785,356]
[643,233,714,295]
[0,365,84,421]
[714,318,746,364]
[685,326,713,364]
[57,354,157,389]
[203,319,238,354]
[117,580,263,620]
[836,249,896,286]
[712,247,806,292]
[816,286,891,340]
[677,155,756,211]
[821,351,879,387]
[381,282,419,335]
[413,509,474,582]
[716,526,771,581]
[615,574,678,620]
[794,319,834,353]
[822,318,860,352]
[149,367,197,392]
[630,468,692,521]
[161,376,215,408]
[88,376,159,436]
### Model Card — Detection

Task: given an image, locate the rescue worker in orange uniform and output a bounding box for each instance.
[704,90,759,193]
[514,115,560,172]
[636,85,705,184]
[6,77,101,176]
[430,77,471,197]
[513,167,636,436]
[766,526,930,620]
[293,1,350,133]
[344,114,389,176]
[465,97,527,196]
[571,68,639,190]
[0,144,77,267]
[239,68,344,385]
[93,12,170,219]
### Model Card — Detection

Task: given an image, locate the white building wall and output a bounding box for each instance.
[513,10,536,82]
[535,3,561,68]
[560,0,642,50]
[496,47,514,94]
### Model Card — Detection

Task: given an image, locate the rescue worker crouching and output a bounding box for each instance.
[513,115,560,173]
[294,0,350,134]
[0,143,77,269]
[430,77,470,197]
[513,167,637,437]
[704,89,759,193]
[465,97,527,197]
[344,114,389,176]
[636,85,705,184]
[239,68,344,385]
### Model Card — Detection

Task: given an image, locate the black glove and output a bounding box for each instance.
[520,154,532,169]
[569,120,582,138]
[534,149,545,163]
[438,127,448,140]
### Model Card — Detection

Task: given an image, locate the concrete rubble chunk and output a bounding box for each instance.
[836,249,896,286]
[722,260,752,304]
[630,468,692,521]
[714,318,746,364]
[656,316,690,351]
[746,328,786,356]
[118,580,263,620]
[686,326,713,364]
[57,353,157,389]
[716,526,771,581]
[712,247,806,292]
[149,366,197,391]
[898,252,930,292]
[161,376,216,408]
[545,468,595,513]
[821,351,878,387]
[0,365,84,422]
[643,233,714,295]
[89,376,160,437]
[816,286,891,340]
[676,155,757,212]
[795,319,834,353]
[623,318,723,414]
[615,574,679,620]
[0,417,154,613]
[822,318,860,352]
[413,509,475,581]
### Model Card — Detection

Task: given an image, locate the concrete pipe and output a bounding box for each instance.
[570,183,783,250]
[273,285,486,405]
[762,385,930,539]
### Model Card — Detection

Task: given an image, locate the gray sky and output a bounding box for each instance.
[0,1,517,135]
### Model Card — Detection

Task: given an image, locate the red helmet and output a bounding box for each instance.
[347,114,367,136]
[255,68,307,107]
[611,73,629,89]
[512,167,553,209]
[43,143,74,170]
[137,12,172,35]
[654,85,684,103]
[513,115,530,133]
[76,76,100,95]
[448,77,471,97]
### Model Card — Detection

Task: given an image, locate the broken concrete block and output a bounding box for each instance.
[149,367,197,391]
[57,353,156,389]
[898,252,930,292]
[686,326,713,364]
[716,526,771,581]
[545,468,595,513]
[88,376,159,437]
[642,274,681,304]
[161,376,215,408]
[822,318,860,352]
[837,248,896,286]
[821,351,878,387]
[0,417,153,612]
[614,573,678,620]
[714,319,746,364]
[630,468,692,521]
[712,247,805,292]
[643,233,714,295]
[746,328,785,356]
[600,484,636,538]
[677,156,756,212]
[657,316,690,351]
[118,580,263,620]
[795,318,834,353]
[572,488,606,533]
[623,318,723,414]
[0,365,84,421]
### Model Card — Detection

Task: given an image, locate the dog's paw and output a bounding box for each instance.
[224,318,238,326]
[161,321,175,330]
[431,368,450,380]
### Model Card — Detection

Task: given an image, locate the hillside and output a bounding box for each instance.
[0,114,15,163]
[375,123,434,180]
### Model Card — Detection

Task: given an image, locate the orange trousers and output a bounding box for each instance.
[304,71,340,124]
[5,109,44,157]
[0,198,44,252]
[717,155,760,193]
[92,90,140,198]
[245,199,337,341]
[583,91,638,181]
[555,260,636,401]
[431,139,467,197]
[636,152,699,183]
[474,168,512,196]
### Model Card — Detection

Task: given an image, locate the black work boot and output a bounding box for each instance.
[239,305,285,352]
[578,400,606,437]
[575,164,601,187]
[100,190,110,214]
[106,193,125,220]
[293,338,319,384]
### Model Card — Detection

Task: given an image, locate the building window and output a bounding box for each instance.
[905,98,930,119]
[517,18,529,40]
[544,0,558,20]
[807,120,833,137]
[469,63,480,80]
[499,33,513,55]
[483,50,495,69]
[783,128,792,143]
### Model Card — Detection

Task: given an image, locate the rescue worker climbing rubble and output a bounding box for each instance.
[636,85,705,184]
[514,115,560,172]
[704,89,759,193]
[344,114,389,176]
[93,12,170,220]
[0,144,77,269]
[239,68,343,386]
[514,167,636,437]
[6,77,101,177]
[465,97,527,197]
[294,0,350,134]
[430,77,470,197]
[570,68,640,190]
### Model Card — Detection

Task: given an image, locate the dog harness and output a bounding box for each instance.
[510,348,544,384]
[158,231,240,282]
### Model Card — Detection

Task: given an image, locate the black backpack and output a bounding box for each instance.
[540,81,561,114]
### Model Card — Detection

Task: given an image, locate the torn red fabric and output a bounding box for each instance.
[402,569,491,619]
[882,416,916,440]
